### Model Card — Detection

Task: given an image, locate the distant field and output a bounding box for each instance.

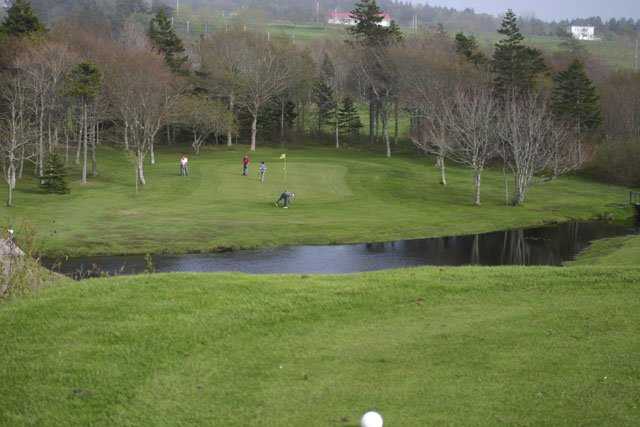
[470,31,636,70]
[174,17,636,70]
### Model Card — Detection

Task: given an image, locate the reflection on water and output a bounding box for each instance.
[43,221,638,278]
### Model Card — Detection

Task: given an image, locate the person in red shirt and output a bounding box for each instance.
[242,155,250,176]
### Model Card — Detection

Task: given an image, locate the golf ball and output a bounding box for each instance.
[361,411,383,427]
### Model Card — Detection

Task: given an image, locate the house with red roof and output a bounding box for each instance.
[328,10,391,27]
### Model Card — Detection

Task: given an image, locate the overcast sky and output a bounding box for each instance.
[415,1,640,21]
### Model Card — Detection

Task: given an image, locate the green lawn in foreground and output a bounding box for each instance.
[0,145,631,256]
[1,267,639,425]
[569,235,640,266]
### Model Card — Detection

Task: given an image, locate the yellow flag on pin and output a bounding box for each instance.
[279,154,286,160]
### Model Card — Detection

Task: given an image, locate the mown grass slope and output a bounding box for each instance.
[1,267,639,425]
[569,234,640,266]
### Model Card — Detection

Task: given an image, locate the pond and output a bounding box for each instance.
[43,221,638,278]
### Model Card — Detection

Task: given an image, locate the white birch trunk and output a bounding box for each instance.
[81,103,88,184]
[227,94,234,146]
[250,113,258,152]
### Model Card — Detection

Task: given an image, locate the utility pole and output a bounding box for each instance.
[176,0,180,16]
[635,35,639,71]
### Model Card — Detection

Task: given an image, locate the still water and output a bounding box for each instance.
[43,221,638,278]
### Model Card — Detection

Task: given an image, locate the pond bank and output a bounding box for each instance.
[43,220,639,278]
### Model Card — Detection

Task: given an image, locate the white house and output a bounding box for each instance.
[328,10,391,27]
[570,26,597,41]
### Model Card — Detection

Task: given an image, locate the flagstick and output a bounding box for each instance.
[283,156,287,187]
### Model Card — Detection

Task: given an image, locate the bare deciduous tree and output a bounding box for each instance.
[0,73,31,206]
[173,94,236,154]
[199,29,251,147]
[444,87,498,206]
[15,41,75,177]
[499,93,581,205]
[104,43,181,187]
[235,36,289,152]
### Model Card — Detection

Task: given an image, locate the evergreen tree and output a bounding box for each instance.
[40,153,69,194]
[338,97,363,137]
[558,30,588,59]
[313,81,336,133]
[314,53,337,133]
[0,0,45,37]
[454,32,487,68]
[148,8,188,74]
[492,10,546,97]
[348,0,403,46]
[258,99,297,137]
[551,59,601,134]
[348,0,402,151]
[66,61,102,184]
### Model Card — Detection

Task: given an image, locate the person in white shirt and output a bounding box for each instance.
[258,162,267,183]
[180,155,189,176]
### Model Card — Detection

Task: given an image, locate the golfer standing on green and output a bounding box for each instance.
[242,154,250,176]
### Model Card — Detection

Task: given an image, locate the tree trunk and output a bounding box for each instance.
[250,113,258,152]
[7,163,14,207]
[227,94,234,146]
[18,146,24,179]
[81,103,88,184]
[91,121,98,177]
[193,133,200,154]
[150,141,156,165]
[369,101,374,144]
[335,106,340,149]
[64,124,69,164]
[438,154,447,186]
[503,161,510,206]
[473,170,482,206]
[124,121,129,150]
[38,103,44,177]
[381,107,391,158]
[300,102,306,134]
[280,98,285,144]
[75,113,82,165]
[513,173,528,206]
[375,102,380,143]
[394,99,399,145]
[137,149,146,186]
[9,160,16,191]
[47,114,52,154]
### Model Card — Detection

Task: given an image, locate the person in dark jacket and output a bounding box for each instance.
[275,191,295,208]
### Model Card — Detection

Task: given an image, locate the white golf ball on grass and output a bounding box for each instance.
[361,411,383,427]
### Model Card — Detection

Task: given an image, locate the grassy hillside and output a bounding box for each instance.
[569,235,640,266]
[247,23,636,70]
[0,145,631,256]
[1,267,639,425]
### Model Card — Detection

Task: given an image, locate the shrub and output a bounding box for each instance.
[40,153,70,194]
[584,140,640,187]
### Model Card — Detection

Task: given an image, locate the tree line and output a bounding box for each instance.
[7,0,640,39]
[0,0,635,210]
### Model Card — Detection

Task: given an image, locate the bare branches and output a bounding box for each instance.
[499,92,582,205]
[173,94,236,154]
[232,35,289,151]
